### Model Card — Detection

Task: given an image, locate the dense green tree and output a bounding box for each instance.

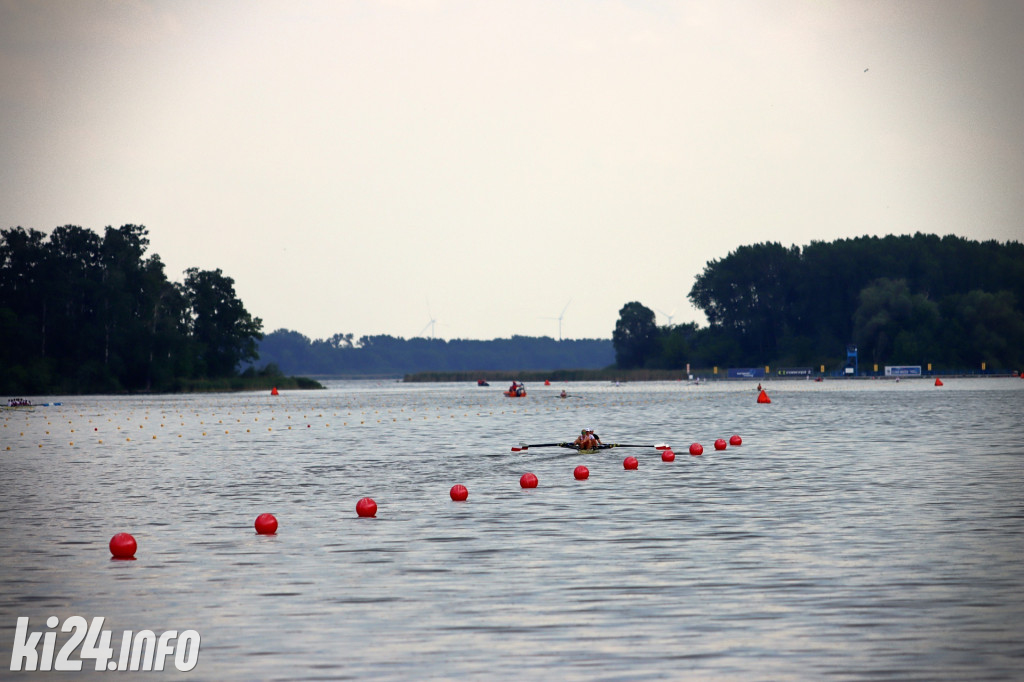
[184,267,263,377]
[940,290,1024,369]
[612,302,658,369]
[681,234,1024,372]
[853,278,940,365]
[0,225,263,393]
[689,242,801,361]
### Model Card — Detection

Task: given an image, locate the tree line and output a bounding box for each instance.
[613,233,1024,373]
[6,226,1020,394]
[1,225,263,394]
[253,330,614,377]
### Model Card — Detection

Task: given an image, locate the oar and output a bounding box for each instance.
[511,442,571,452]
[606,443,672,450]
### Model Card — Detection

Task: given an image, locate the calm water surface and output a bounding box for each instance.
[2,379,1023,680]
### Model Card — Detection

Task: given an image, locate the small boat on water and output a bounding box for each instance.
[477,379,489,386]
[504,381,526,397]
[6,398,33,408]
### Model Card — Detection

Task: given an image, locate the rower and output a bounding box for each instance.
[587,428,602,446]
[560,390,567,399]
[573,429,592,450]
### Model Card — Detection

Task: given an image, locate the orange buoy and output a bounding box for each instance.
[254,513,278,535]
[689,442,703,456]
[934,378,943,386]
[450,484,469,501]
[714,438,727,450]
[729,434,742,446]
[623,456,639,470]
[520,472,538,488]
[757,390,771,403]
[109,532,137,559]
[356,497,377,517]
[573,465,589,480]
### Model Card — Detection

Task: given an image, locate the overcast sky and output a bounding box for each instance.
[2,0,1022,341]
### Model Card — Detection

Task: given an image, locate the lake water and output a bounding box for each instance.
[2,378,1023,680]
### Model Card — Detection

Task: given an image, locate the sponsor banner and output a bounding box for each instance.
[885,365,922,376]
[727,367,765,379]
[776,367,812,376]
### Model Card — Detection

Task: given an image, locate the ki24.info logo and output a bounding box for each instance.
[9,616,199,672]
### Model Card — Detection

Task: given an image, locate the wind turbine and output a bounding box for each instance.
[419,300,437,339]
[656,307,676,326]
[542,299,571,341]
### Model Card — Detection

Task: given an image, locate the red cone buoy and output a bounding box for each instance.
[109,532,137,559]
[757,390,771,403]
[544,379,551,386]
[574,465,589,480]
[450,484,469,501]
[661,450,675,462]
[729,434,742,446]
[520,472,538,488]
[714,438,727,450]
[356,497,377,517]
[934,378,943,386]
[254,513,278,535]
[271,386,279,396]
[623,456,639,470]
[689,442,703,456]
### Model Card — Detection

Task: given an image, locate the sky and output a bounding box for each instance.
[2,0,1022,342]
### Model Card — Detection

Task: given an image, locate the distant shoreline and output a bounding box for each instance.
[402,369,1021,383]
[6,375,325,397]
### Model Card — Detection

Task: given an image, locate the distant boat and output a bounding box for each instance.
[504,382,526,397]
[477,379,489,386]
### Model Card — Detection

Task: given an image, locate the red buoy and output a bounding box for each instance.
[623,456,639,470]
[356,497,377,517]
[689,442,703,456]
[934,378,943,386]
[254,513,278,535]
[271,386,279,396]
[729,434,742,446]
[661,450,675,462]
[757,389,771,403]
[109,532,137,559]
[450,484,469,501]
[714,438,727,450]
[520,472,538,488]
[574,465,589,480]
